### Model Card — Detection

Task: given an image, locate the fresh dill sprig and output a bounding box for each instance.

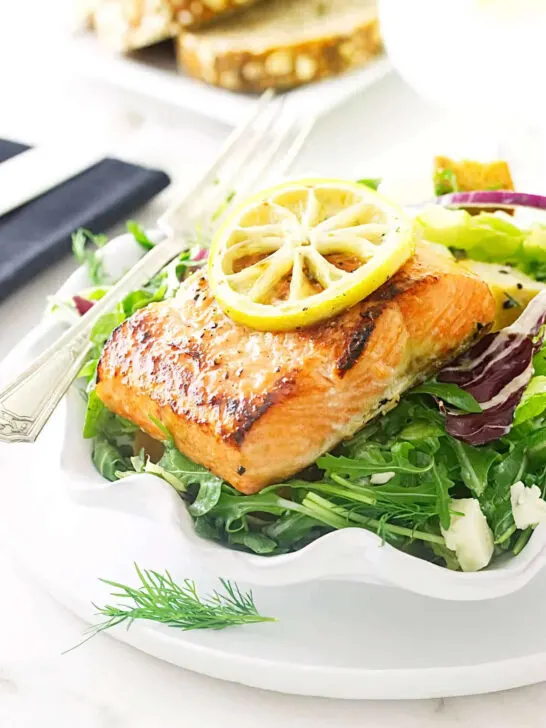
[72,565,276,649]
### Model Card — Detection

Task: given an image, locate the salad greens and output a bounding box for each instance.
[75,222,206,474]
[72,229,109,285]
[74,201,546,573]
[416,206,546,281]
[357,178,382,191]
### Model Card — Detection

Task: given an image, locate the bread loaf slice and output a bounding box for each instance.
[177,0,381,92]
[175,0,263,30]
[92,0,178,51]
[92,0,261,52]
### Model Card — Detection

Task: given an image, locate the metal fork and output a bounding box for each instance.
[0,92,315,444]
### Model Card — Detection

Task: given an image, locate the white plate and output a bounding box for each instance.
[4,230,546,603]
[4,387,546,700]
[4,236,546,699]
[69,32,392,126]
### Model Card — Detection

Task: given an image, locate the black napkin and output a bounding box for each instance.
[0,139,170,301]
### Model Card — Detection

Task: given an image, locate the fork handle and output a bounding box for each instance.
[0,333,92,443]
[0,237,181,444]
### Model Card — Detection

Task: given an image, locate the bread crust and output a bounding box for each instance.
[177,0,382,91]
[92,0,260,51]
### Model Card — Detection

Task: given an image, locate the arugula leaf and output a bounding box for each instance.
[127,221,155,251]
[93,438,130,481]
[430,462,452,530]
[131,444,224,516]
[187,477,223,517]
[491,442,527,491]
[481,442,527,540]
[400,420,445,441]
[450,439,498,497]
[156,445,218,488]
[263,512,322,548]
[72,229,109,285]
[318,442,433,477]
[228,531,278,554]
[410,382,482,413]
[527,427,546,465]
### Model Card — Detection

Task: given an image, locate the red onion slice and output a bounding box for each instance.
[436,190,546,211]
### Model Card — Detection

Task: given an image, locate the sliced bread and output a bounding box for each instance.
[92,0,178,51]
[177,0,381,92]
[92,0,261,52]
[174,0,263,30]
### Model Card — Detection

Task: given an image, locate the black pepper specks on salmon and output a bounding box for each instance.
[237,466,246,475]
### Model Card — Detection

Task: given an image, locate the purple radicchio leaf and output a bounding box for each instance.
[436,291,546,445]
[73,295,94,316]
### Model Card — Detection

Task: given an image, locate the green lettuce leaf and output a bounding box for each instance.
[417,207,525,263]
[514,376,546,426]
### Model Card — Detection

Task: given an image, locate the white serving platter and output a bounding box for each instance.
[68,32,392,126]
[3,231,546,698]
[4,388,546,701]
[22,231,546,601]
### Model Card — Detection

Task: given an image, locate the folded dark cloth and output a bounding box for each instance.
[0,139,170,301]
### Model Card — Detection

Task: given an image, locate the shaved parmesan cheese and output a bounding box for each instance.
[370,471,395,485]
[441,498,494,572]
[510,481,546,530]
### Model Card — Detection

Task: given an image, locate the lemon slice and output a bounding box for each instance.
[208,178,415,331]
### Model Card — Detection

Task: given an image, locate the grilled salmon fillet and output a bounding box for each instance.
[96,244,495,493]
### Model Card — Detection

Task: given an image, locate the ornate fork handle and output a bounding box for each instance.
[0,239,181,444]
[0,331,92,442]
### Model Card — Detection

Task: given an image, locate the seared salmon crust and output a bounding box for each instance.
[96,244,495,493]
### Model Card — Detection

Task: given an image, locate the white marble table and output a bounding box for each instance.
[2,3,546,725]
